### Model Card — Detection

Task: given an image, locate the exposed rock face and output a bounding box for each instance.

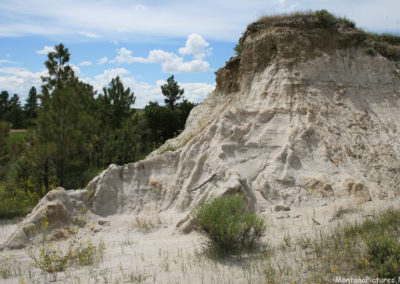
[2,15,400,249]
[1,188,87,250]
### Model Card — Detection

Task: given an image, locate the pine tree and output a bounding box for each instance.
[33,43,97,189]
[0,121,10,166]
[99,76,135,130]
[25,86,38,122]
[41,43,74,91]
[96,76,136,165]
[6,94,23,129]
[0,91,9,120]
[161,75,184,110]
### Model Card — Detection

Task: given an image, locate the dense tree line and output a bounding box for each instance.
[0,43,196,216]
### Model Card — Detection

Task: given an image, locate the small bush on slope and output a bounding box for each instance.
[193,193,266,256]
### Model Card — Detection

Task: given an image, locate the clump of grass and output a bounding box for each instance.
[159,146,176,155]
[25,220,105,273]
[192,193,266,256]
[363,32,400,61]
[257,10,355,29]
[257,10,314,24]
[363,233,400,278]
[0,256,13,279]
[132,216,163,233]
[300,208,400,281]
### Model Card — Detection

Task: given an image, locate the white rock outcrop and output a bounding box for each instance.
[2,16,400,249]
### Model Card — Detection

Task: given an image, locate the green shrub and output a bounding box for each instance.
[0,183,40,219]
[234,44,243,56]
[315,9,336,28]
[364,234,400,278]
[193,193,266,256]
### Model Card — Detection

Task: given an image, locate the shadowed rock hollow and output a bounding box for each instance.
[2,12,400,250]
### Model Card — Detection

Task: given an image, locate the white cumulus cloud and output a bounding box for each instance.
[178,33,212,59]
[84,68,131,91]
[115,47,144,64]
[69,64,81,75]
[83,68,214,108]
[180,82,215,102]
[79,60,92,66]
[0,67,47,100]
[113,33,212,74]
[78,31,100,38]
[97,57,109,65]
[36,45,55,55]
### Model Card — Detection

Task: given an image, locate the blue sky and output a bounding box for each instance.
[0,0,399,108]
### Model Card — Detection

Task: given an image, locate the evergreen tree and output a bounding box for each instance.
[0,91,9,120]
[41,43,74,91]
[96,76,136,165]
[144,101,180,146]
[31,43,97,189]
[99,76,135,130]
[6,94,23,128]
[176,99,196,129]
[0,121,10,167]
[25,86,38,122]
[161,75,184,110]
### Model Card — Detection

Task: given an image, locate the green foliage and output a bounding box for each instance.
[144,101,180,146]
[41,43,74,91]
[37,78,98,189]
[144,100,196,147]
[0,122,10,164]
[234,44,243,56]
[299,208,400,281]
[161,75,184,110]
[193,194,266,256]
[0,44,196,218]
[362,32,400,61]
[24,86,38,126]
[315,9,337,28]
[5,131,26,146]
[0,91,10,121]
[364,234,400,278]
[159,146,176,155]
[26,223,105,273]
[0,183,40,218]
[4,94,23,128]
[257,11,314,24]
[257,10,355,29]
[99,76,136,130]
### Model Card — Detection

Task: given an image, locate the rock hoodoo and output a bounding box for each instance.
[2,12,400,249]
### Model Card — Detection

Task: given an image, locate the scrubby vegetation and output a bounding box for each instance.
[193,193,266,256]
[262,207,400,282]
[26,220,105,273]
[304,209,400,277]
[239,10,400,61]
[257,10,355,29]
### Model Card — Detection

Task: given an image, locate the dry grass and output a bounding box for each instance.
[257,10,314,24]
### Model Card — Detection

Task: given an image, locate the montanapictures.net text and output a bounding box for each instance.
[334,276,400,283]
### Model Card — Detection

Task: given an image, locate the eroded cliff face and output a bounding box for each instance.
[2,15,400,249]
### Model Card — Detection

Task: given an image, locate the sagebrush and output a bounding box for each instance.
[193,193,266,256]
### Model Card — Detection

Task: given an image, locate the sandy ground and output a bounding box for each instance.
[1,197,399,283]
